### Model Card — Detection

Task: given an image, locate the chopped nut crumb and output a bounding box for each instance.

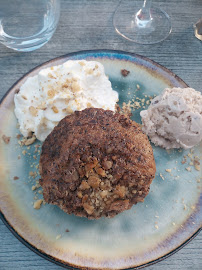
[22,95,27,100]
[71,81,80,92]
[134,101,140,107]
[29,106,38,117]
[165,169,172,173]
[83,202,94,215]
[29,171,37,178]
[48,73,56,79]
[100,190,108,198]
[181,156,187,164]
[22,150,27,155]
[33,199,43,209]
[52,106,59,113]
[121,69,130,77]
[194,164,200,171]
[193,158,200,171]
[77,191,83,198]
[25,136,36,146]
[186,167,191,172]
[56,234,61,240]
[155,225,159,229]
[79,61,85,66]
[87,102,92,108]
[88,175,101,188]
[160,173,165,180]
[2,135,11,144]
[188,153,193,159]
[16,134,21,139]
[47,89,55,98]
[96,167,106,177]
[121,101,132,116]
[13,176,19,180]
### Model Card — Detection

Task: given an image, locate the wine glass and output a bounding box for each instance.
[113,0,172,44]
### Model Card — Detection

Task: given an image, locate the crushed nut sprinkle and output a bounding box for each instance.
[159,173,165,180]
[71,81,80,92]
[22,95,27,100]
[56,234,61,240]
[52,106,59,113]
[29,106,38,117]
[29,171,37,178]
[47,89,56,98]
[24,135,36,146]
[2,135,11,144]
[186,167,191,172]
[121,69,130,77]
[48,73,56,79]
[194,159,200,171]
[22,150,27,155]
[16,134,21,139]
[33,199,43,209]
[79,61,85,66]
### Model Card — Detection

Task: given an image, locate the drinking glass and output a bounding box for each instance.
[0,0,60,52]
[113,0,172,44]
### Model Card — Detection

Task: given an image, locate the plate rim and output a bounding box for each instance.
[0,211,201,270]
[0,49,201,270]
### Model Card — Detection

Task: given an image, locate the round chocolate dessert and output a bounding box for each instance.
[39,108,156,219]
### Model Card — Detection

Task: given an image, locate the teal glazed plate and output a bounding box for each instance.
[0,50,201,270]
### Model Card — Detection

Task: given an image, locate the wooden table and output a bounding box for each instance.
[0,1,201,269]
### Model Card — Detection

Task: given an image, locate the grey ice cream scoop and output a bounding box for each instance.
[140,87,202,149]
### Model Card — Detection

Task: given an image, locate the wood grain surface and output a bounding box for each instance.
[0,0,201,269]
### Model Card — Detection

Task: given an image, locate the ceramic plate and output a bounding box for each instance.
[0,50,201,270]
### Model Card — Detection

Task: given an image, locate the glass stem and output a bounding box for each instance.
[135,0,152,27]
[142,0,152,10]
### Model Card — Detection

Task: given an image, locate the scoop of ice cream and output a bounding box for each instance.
[140,87,202,149]
[14,60,118,141]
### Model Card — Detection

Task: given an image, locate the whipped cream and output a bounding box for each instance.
[140,87,202,149]
[14,60,118,141]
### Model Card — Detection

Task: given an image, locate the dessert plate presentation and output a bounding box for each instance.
[0,50,201,269]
